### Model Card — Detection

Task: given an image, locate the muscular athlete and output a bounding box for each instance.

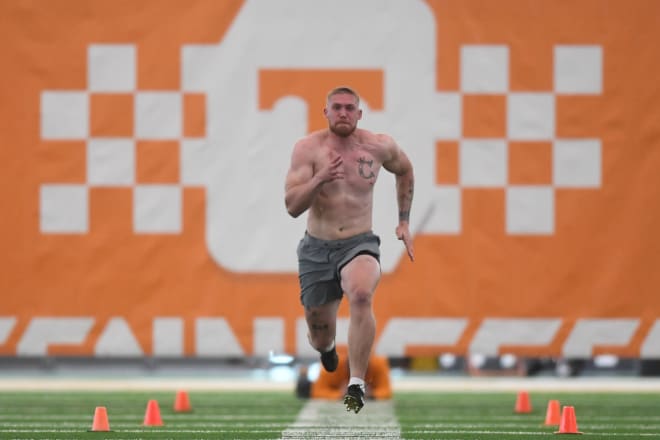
[284,86,414,413]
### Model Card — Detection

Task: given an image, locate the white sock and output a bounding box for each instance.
[348,377,365,393]
[323,340,335,353]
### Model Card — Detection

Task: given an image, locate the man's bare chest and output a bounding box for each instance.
[321,149,381,195]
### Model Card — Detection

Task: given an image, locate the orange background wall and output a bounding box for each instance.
[1,0,659,358]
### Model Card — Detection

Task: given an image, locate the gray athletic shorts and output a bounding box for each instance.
[297,231,381,308]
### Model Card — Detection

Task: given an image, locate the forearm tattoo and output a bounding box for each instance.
[398,180,414,222]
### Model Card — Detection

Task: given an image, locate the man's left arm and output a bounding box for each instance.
[382,137,415,261]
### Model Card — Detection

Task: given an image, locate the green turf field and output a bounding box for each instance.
[0,390,658,439]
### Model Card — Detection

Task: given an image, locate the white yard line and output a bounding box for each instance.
[281,399,401,440]
[392,376,660,392]
[0,377,294,391]
[1,376,660,392]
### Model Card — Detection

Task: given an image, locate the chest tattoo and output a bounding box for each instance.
[357,157,375,180]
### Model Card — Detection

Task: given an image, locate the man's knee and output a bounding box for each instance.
[308,331,334,352]
[348,288,373,308]
[306,308,335,349]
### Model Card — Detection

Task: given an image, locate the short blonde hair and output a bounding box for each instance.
[326,86,360,105]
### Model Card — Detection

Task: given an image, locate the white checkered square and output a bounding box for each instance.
[88,44,136,92]
[507,93,555,140]
[40,184,88,233]
[460,45,509,93]
[423,186,461,234]
[87,139,135,186]
[553,139,601,187]
[41,92,88,139]
[506,185,554,234]
[181,139,213,185]
[433,92,462,140]
[135,92,182,139]
[460,139,507,187]
[554,45,602,94]
[134,185,182,233]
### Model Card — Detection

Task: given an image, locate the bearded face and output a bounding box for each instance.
[330,119,357,137]
[324,93,362,137]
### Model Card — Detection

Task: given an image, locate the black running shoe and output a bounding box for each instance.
[343,384,365,414]
[320,345,338,372]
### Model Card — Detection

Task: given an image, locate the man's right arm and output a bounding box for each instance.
[284,142,321,218]
[285,141,344,218]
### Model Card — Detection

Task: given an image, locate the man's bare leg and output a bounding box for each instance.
[305,299,341,361]
[340,255,381,384]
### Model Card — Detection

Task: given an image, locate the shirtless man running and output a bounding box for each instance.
[284,86,414,413]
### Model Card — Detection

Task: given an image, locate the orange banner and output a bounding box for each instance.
[1,0,659,359]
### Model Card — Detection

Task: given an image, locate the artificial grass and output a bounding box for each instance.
[0,390,658,439]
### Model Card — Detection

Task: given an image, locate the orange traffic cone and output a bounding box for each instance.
[555,405,582,434]
[515,391,532,413]
[143,399,164,426]
[90,406,111,432]
[174,390,192,412]
[544,400,561,426]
